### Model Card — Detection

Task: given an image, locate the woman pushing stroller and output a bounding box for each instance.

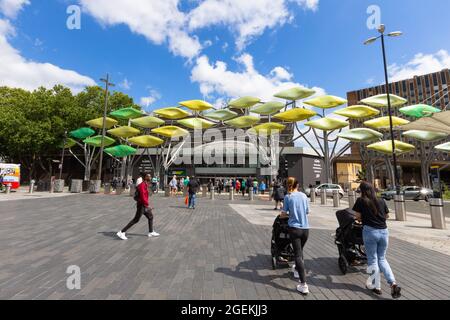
[352,182,402,299]
[279,177,310,295]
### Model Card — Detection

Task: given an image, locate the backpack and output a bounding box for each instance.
[134,187,140,202]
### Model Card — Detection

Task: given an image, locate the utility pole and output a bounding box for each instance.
[59,130,68,180]
[97,74,115,182]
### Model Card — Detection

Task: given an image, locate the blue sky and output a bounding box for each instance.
[1,0,449,112]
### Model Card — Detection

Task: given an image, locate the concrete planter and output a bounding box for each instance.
[70,180,83,193]
[54,180,65,193]
[89,180,101,194]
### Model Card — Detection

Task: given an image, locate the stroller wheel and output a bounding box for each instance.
[338,255,348,275]
[272,256,277,270]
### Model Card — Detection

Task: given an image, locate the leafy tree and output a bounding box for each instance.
[0,85,139,181]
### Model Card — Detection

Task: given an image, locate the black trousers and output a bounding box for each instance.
[288,228,309,284]
[122,204,153,233]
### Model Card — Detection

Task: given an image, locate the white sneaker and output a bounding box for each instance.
[148,232,160,237]
[292,265,300,279]
[117,231,128,240]
[297,283,309,295]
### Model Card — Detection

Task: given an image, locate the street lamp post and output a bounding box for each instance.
[98,74,115,182]
[364,25,403,195]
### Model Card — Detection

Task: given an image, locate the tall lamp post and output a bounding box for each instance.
[364,24,403,195]
[98,74,115,182]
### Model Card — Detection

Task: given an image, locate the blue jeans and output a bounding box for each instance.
[363,226,396,288]
[188,193,196,208]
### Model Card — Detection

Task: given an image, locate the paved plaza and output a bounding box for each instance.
[0,192,449,300]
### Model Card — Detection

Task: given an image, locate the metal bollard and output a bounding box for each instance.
[164,186,170,197]
[249,188,254,201]
[310,190,316,203]
[129,184,136,197]
[230,188,234,201]
[333,190,340,208]
[210,187,215,200]
[348,191,356,209]
[429,198,446,230]
[5,184,11,194]
[29,180,35,194]
[394,194,407,221]
[104,183,111,195]
[321,189,326,205]
[116,187,124,195]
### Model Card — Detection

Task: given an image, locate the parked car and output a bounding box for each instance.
[381,186,433,202]
[305,184,344,199]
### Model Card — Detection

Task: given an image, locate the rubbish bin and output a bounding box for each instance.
[229,188,234,201]
[210,187,215,200]
[430,198,446,230]
[70,179,82,193]
[394,194,407,221]
[249,188,254,201]
[104,183,111,194]
[202,185,207,198]
[54,179,65,193]
[5,184,11,195]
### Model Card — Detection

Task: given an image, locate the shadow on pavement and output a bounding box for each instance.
[98,231,148,240]
[215,254,298,294]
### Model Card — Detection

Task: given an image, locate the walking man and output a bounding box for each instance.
[187,176,200,209]
[117,173,160,240]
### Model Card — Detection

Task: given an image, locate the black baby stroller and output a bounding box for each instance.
[270,216,294,269]
[334,209,366,274]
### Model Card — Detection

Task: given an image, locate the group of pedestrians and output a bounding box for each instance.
[279,177,401,298]
[169,175,190,196]
[115,172,402,299]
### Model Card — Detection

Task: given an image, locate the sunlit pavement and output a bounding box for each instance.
[0,194,449,300]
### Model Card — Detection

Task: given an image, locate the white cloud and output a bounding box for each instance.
[190,53,325,103]
[0,0,29,18]
[389,50,450,82]
[119,78,132,90]
[0,19,96,92]
[188,0,319,50]
[140,90,161,109]
[79,0,202,59]
[79,0,319,57]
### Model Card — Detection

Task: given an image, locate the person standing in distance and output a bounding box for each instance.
[117,173,160,240]
[187,176,200,209]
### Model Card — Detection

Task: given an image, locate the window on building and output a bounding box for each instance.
[433,73,439,85]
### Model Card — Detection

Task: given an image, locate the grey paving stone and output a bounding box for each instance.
[0,194,449,300]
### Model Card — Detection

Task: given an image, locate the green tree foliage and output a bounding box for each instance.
[0,85,139,180]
